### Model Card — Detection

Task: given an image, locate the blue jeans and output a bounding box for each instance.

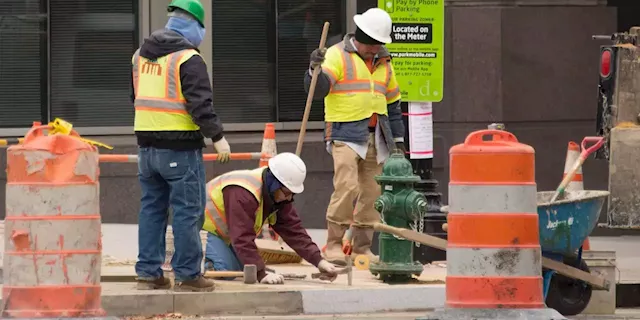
[204,232,243,280]
[135,147,206,282]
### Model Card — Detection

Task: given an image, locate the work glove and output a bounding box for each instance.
[395,141,407,154]
[316,259,344,282]
[309,48,327,70]
[213,137,231,164]
[260,273,285,285]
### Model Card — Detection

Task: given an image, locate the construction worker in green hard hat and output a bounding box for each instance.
[131,0,228,293]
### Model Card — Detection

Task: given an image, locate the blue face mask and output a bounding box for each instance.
[165,16,205,47]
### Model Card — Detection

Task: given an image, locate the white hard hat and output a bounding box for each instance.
[268,152,306,194]
[353,8,393,44]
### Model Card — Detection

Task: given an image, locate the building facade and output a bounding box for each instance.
[2,0,639,237]
[0,0,351,135]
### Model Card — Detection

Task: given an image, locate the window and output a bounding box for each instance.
[0,0,47,127]
[276,0,345,122]
[212,0,276,123]
[49,0,138,127]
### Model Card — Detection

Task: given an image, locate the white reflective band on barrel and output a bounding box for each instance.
[6,184,99,217]
[132,49,192,111]
[447,247,542,277]
[448,184,537,213]
[206,172,263,237]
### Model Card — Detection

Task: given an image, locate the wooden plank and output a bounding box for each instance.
[372,223,611,290]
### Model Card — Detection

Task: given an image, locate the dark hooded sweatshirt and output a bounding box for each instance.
[131,29,225,150]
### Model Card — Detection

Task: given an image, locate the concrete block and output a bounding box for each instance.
[608,127,640,228]
[300,285,446,314]
[173,290,303,316]
[101,292,174,317]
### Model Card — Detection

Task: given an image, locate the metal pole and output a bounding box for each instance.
[401,102,445,264]
[99,152,266,163]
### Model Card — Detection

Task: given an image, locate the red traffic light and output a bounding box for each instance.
[600,49,612,78]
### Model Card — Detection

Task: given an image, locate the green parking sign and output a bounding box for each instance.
[378,0,445,102]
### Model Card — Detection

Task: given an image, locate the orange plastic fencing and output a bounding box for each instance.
[4,124,105,317]
[447,129,544,309]
[99,152,265,163]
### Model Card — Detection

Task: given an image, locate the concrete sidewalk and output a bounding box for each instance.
[0,264,446,317]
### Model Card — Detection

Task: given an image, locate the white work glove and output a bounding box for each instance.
[316,259,344,282]
[260,273,285,285]
[213,137,231,163]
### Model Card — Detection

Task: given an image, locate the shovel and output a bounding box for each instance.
[549,136,605,203]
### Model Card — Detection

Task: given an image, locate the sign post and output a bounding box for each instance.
[379,0,446,264]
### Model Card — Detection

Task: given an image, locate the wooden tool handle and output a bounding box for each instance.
[372,222,610,290]
[373,222,447,250]
[295,21,331,156]
[204,270,244,278]
[550,136,605,203]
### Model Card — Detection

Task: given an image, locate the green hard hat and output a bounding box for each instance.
[167,0,205,27]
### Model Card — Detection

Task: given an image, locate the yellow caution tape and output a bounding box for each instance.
[48,118,114,150]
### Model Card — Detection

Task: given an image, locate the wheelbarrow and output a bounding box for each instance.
[537,190,609,316]
[536,136,610,316]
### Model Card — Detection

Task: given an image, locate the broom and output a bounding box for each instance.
[257,238,303,264]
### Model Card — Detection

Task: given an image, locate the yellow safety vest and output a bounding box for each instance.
[203,167,277,243]
[321,41,401,123]
[131,49,201,131]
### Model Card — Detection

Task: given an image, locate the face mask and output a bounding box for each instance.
[166,16,206,47]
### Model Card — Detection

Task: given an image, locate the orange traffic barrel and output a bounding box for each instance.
[4,124,104,317]
[447,129,544,309]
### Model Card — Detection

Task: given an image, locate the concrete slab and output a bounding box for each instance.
[0,263,446,317]
[589,237,640,284]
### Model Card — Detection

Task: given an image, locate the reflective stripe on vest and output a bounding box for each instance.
[202,167,277,242]
[324,42,392,123]
[132,48,200,131]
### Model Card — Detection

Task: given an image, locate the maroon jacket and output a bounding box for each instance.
[223,181,323,281]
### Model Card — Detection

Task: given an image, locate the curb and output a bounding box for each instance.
[99,285,446,317]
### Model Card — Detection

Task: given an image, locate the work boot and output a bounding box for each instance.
[174,275,215,292]
[322,222,349,266]
[136,276,172,290]
[350,226,379,264]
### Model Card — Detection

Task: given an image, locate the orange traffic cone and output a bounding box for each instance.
[259,123,279,240]
[259,123,277,168]
[564,141,591,250]
[563,141,584,192]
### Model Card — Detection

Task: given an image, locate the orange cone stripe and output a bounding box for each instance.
[562,173,583,181]
[446,277,544,309]
[447,214,540,246]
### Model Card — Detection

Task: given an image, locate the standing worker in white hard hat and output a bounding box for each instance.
[201,152,345,284]
[303,8,405,266]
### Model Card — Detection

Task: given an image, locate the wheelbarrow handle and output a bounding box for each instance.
[580,136,605,159]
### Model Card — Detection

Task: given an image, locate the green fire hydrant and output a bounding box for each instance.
[369,152,428,283]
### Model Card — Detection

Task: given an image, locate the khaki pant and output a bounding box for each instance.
[326,136,383,227]
[323,134,382,264]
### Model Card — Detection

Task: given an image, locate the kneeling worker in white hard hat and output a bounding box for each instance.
[201,152,344,284]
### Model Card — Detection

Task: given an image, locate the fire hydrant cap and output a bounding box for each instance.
[374,153,420,184]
